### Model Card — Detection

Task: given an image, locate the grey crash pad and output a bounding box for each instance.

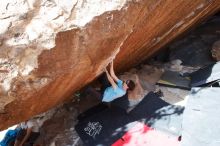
[182,87,220,146]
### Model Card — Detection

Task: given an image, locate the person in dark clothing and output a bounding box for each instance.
[14,119,41,146]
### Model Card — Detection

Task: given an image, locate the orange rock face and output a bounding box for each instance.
[0,0,220,129]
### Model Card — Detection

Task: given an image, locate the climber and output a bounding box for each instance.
[82,61,135,104]
[100,61,135,102]
[14,118,41,146]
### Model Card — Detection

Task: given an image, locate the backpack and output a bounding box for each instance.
[0,128,20,146]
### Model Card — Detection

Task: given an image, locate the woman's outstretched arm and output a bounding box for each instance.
[105,68,117,89]
[110,61,120,82]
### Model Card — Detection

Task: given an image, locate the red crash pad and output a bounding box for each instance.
[112,122,180,146]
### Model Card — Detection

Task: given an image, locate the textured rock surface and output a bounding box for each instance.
[0,0,220,129]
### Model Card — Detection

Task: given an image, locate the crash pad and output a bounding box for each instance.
[182,87,220,146]
[112,122,180,146]
[75,92,184,146]
[75,107,132,146]
[157,70,191,90]
[190,61,220,87]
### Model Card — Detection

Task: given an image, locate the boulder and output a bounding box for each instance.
[0,0,220,129]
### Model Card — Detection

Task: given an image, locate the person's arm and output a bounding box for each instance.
[105,68,117,89]
[19,128,32,146]
[110,62,120,82]
[134,74,140,89]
